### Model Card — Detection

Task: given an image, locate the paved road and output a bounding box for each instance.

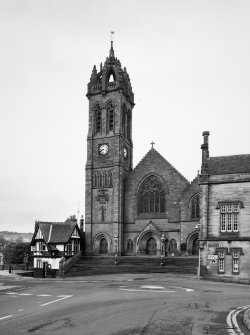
[0,273,250,335]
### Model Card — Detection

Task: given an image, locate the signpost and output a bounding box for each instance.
[207,255,218,264]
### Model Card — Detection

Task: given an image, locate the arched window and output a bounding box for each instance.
[169,239,177,252]
[191,194,199,219]
[108,71,115,82]
[127,239,133,252]
[138,175,165,214]
[107,102,114,132]
[95,105,102,133]
[127,109,131,140]
[122,104,126,135]
[93,173,97,188]
[102,173,105,187]
[108,172,113,187]
[97,173,101,188]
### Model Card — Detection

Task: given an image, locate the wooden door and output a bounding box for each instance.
[146,237,157,255]
[99,238,108,254]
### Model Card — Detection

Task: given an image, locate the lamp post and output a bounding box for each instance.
[160,233,165,266]
[195,224,201,280]
[114,234,118,265]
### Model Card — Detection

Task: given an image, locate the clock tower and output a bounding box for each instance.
[85,42,134,255]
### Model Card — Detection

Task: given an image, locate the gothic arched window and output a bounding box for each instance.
[108,172,113,187]
[138,175,165,214]
[93,173,97,188]
[122,104,126,136]
[127,109,131,140]
[95,105,102,134]
[97,172,101,188]
[191,194,199,219]
[107,102,114,132]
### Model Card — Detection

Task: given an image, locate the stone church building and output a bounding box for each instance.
[30,42,250,281]
[84,42,200,257]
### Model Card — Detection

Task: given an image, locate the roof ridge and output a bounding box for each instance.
[133,148,188,182]
[210,153,250,159]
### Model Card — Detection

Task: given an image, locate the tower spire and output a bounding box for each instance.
[109,31,115,58]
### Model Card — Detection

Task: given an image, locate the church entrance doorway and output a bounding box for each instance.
[187,231,199,255]
[146,237,157,255]
[192,237,199,255]
[99,238,108,254]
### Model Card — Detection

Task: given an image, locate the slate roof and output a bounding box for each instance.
[207,154,250,175]
[31,219,78,245]
[132,147,188,183]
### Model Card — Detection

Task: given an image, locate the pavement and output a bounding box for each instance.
[1,269,250,332]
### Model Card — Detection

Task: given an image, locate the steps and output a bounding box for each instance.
[65,256,198,277]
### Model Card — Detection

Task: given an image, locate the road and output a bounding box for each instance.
[0,273,250,335]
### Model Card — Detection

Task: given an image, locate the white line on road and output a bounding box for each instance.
[40,295,73,306]
[36,294,52,297]
[119,288,176,293]
[0,315,13,321]
[18,293,33,296]
[172,286,194,292]
[140,285,165,289]
[5,292,18,295]
[227,304,250,335]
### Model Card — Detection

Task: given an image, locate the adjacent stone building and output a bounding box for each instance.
[199,132,250,281]
[85,43,200,257]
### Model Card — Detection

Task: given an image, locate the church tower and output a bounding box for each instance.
[85,42,134,255]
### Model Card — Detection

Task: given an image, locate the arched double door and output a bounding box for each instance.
[99,237,108,254]
[146,237,157,255]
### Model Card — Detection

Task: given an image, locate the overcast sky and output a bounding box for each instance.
[1,0,250,233]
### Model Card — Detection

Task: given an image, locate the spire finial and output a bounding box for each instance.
[150,141,155,149]
[109,31,115,58]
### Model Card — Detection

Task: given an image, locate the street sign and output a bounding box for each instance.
[207,255,218,260]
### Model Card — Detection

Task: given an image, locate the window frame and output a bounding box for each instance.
[137,175,166,215]
[218,202,242,234]
[217,249,226,274]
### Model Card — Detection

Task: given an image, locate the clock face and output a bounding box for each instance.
[123,147,128,159]
[99,144,109,155]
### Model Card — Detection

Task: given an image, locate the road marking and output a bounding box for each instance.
[226,304,250,335]
[18,293,32,296]
[119,284,194,294]
[172,286,194,292]
[119,288,176,293]
[6,292,18,295]
[40,295,73,306]
[18,309,24,312]
[36,294,52,297]
[0,315,13,321]
[140,285,165,289]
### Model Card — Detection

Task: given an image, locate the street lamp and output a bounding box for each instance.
[195,224,201,280]
[114,234,118,265]
[160,233,165,266]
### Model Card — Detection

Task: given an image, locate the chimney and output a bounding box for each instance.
[201,131,210,174]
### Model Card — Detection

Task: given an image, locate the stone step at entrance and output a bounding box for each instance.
[65,256,198,277]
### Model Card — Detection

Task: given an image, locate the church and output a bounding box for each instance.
[30,41,250,282]
[84,42,200,257]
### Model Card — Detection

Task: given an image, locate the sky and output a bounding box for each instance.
[1,0,250,233]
